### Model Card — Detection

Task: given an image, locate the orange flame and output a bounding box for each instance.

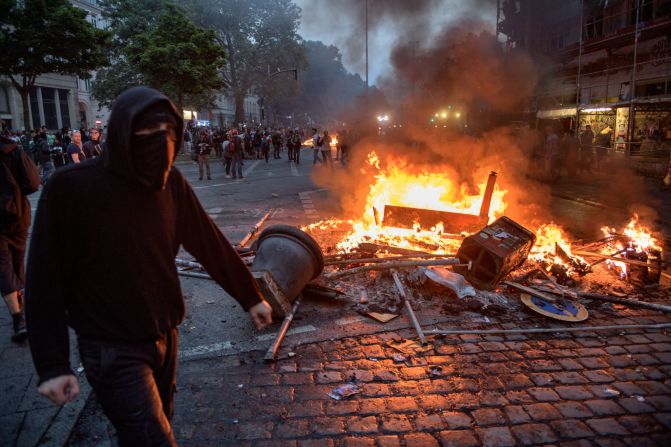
[330,151,507,253]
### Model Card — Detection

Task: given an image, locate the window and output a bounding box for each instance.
[29,87,41,129]
[0,86,9,113]
[59,90,71,129]
[42,87,58,129]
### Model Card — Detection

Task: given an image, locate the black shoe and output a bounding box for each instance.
[11,313,27,343]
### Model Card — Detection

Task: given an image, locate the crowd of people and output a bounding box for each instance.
[184,123,356,180]
[524,124,614,182]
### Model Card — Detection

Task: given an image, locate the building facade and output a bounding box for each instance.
[497,0,671,155]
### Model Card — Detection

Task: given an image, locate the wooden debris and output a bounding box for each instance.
[366,312,399,323]
[325,259,464,280]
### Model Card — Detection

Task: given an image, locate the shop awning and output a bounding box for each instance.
[536,107,577,119]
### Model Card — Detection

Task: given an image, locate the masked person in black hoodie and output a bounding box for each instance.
[25,87,273,446]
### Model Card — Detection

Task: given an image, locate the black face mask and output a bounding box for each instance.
[130,130,175,190]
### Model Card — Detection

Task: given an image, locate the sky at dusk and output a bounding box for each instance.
[293,0,497,85]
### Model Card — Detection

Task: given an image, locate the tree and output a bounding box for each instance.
[93,0,226,114]
[186,0,306,123]
[126,4,227,113]
[0,0,111,129]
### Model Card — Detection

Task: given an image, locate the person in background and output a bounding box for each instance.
[67,131,85,164]
[196,129,213,180]
[0,134,40,343]
[311,128,320,165]
[579,124,595,174]
[83,128,104,159]
[320,130,331,167]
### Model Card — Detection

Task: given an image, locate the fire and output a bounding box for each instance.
[600,214,661,277]
[622,214,661,253]
[331,137,338,146]
[531,223,583,267]
[330,151,507,253]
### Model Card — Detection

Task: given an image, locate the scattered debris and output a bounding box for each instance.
[428,366,443,378]
[366,312,399,323]
[424,268,476,298]
[520,293,589,322]
[392,353,408,363]
[328,383,362,400]
[388,339,433,355]
[603,388,621,397]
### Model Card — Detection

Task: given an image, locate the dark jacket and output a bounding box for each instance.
[0,142,40,234]
[25,87,264,384]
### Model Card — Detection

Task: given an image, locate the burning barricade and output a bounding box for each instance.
[301,151,670,332]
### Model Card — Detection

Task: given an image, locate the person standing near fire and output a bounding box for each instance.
[196,128,213,180]
[311,128,320,164]
[579,124,595,174]
[25,87,273,447]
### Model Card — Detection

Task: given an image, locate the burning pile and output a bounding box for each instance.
[303,151,668,324]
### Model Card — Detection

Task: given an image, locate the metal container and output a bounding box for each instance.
[251,225,324,316]
[454,216,536,289]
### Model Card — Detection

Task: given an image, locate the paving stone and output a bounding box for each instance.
[527,387,561,402]
[288,401,323,417]
[238,421,273,440]
[502,389,534,405]
[477,390,509,407]
[442,411,472,429]
[594,438,628,447]
[359,398,386,415]
[609,355,637,368]
[380,415,412,433]
[361,383,390,397]
[343,437,376,447]
[373,370,400,382]
[550,419,594,438]
[443,393,478,410]
[583,370,615,383]
[403,433,439,447]
[346,416,378,434]
[298,440,332,447]
[510,423,558,445]
[644,395,671,411]
[501,374,533,390]
[310,417,346,436]
[584,400,627,416]
[553,371,589,385]
[376,435,401,447]
[414,413,443,431]
[578,357,611,369]
[476,426,515,447]
[472,408,505,426]
[524,403,562,421]
[503,405,530,424]
[555,401,594,419]
[617,415,664,434]
[637,381,671,395]
[274,419,310,438]
[586,418,630,435]
[611,382,646,396]
[325,400,359,416]
[438,430,479,447]
[653,412,671,429]
[555,385,594,400]
[386,397,418,412]
[479,342,507,352]
[316,371,342,384]
[528,373,555,386]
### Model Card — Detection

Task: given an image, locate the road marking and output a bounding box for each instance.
[243,160,260,177]
[192,160,261,189]
[298,190,320,219]
[256,324,317,341]
[179,341,233,359]
[291,164,299,177]
[207,207,223,214]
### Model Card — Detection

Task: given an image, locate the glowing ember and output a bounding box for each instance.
[530,223,585,269]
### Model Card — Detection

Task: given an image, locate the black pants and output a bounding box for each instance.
[0,231,27,296]
[78,328,179,447]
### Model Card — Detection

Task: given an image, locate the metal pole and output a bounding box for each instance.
[626,0,641,156]
[428,323,671,336]
[575,0,584,136]
[365,0,369,117]
[391,270,427,344]
[264,296,301,362]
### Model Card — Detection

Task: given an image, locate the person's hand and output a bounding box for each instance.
[249,300,273,330]
[38,374,80,405]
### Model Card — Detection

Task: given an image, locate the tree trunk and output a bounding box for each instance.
[20,89,31,131]
[234,94,245,124]
[10,75,34,131]
[177,91,184,119]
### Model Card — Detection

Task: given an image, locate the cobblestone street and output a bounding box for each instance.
[69,305,671,446]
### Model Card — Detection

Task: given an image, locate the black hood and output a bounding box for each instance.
[102,87,183,181]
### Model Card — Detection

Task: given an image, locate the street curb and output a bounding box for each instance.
[37,379,91,446]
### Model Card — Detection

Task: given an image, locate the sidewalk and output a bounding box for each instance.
[0,323,90,447]
[69,306,671,446]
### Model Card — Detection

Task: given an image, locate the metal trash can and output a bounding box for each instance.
[454,217,536,289]
[251,225,324,316]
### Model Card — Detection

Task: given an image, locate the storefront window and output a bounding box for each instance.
[29,87,41,130]
[41,87,58,130]
[59,90,71,129]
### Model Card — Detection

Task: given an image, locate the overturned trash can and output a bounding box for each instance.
[251,225,324,316]
[454,216,536,290]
